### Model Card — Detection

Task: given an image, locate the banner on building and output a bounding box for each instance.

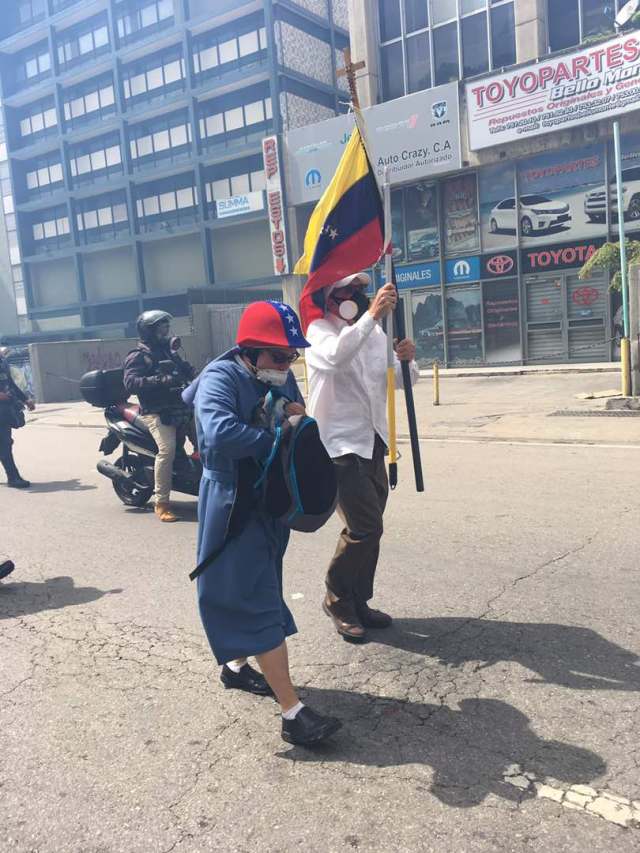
[285,82,461,205]
[466,33,640,150]
[262,135,289,275]
[215,191,264,219]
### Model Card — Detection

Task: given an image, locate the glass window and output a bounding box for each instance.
[31,113,44,133]
[176,187,195,208]
[205,114,224,137]
[431,0,455,25]
[231,174,250,195]
[100,86,115,107]
[137,135,154,157]
[76,154,91,174]
[412,289,444,365]
[211,179,229,199]
[20,118,31,136]
[130,73,147,96]
[147,67,164,90]
[200,46,218,71]
[143,196,160,216]
[37,168,49,186]
[548,0,579,52]
[153,129,171,152]
[251,170,266,191]
[219,39,239,64]
[381,41,404,101]
[405,183,439,260]
[443,174,479,254]
[170,125,188,147]
[78,32,94,55]
[461,0,486,12]
[85,91,100,113]
[27,172,38,190]
[50,163,63,183]
[483,278,520,363]
[159,191,177,212]
[462,13,488,78]
[583,0,616,37]
[90,150,107,171]
[113,204,128,222]
[158,0,173,20]
[479,162,516,249]
[44,108,57,127]
[433,23,459,85]
[225,107,244,131]
[447,286,482,363]
[98,207,113,226]
[379,0,401,41]
[43,220,56,239]
[491,3,516,68]
[84,210,98,229]
[239,31,259,56]
[244,100,265,125]
[406,32,430,93]
[106,146,121,166]
[141,4,159,28]
[404,0,428,32]
[164,59,183,84]
[391,189,406,261]
[94,26,109,48]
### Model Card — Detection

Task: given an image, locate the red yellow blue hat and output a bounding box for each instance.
[236,300,310,349]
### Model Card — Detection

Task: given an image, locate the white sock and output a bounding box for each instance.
[282,701,305,721]
[226,658,247,673]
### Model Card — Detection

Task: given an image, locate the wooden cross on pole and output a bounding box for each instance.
[337,47,366,109]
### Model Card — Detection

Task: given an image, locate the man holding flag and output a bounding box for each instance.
[295,125,419,643]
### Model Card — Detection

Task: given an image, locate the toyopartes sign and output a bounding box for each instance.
[285,82,462,205]
[262,136,289,275]
[466,33,640,150]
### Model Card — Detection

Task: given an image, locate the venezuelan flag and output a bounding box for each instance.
[294,125,384,299]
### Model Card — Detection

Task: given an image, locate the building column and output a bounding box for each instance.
[346,0,379,107]
[515,0,547,65]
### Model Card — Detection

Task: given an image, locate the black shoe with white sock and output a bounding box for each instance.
[281,705,342,746]
[220,662,274,697]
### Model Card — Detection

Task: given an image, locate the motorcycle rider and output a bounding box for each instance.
[0,345,35,489]
[123,311,195,522]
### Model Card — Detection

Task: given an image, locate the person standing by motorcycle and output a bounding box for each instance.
[123,311,195,522]
[0,346,35,489]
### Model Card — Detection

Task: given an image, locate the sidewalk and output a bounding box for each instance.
[418,361,620,379]
[28,367,639,448]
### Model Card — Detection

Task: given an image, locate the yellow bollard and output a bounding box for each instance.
[621,337,631,397]
[433,361,440,406]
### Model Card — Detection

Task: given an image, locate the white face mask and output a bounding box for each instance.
[255,368,288,386]
[338,299,359,321]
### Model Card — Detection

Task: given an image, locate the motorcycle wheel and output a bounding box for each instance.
[112,455,153,507]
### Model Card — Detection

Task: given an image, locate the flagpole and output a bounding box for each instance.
[383,167,398,489]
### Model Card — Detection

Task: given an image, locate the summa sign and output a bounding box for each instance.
[466,33,640,150]
[215,191,264,219]
[262,135,289,276]
[285,82,462,205]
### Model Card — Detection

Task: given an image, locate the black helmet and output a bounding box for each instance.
[136,310,172,343]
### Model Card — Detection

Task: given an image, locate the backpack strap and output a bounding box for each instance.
[285,417,314,523]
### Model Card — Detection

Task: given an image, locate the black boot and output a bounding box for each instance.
[1,450,30,488]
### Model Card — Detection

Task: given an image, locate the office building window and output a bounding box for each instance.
[198,92,273,152]
[62,75,116,129]
[30,205,71,254]
[56,13,110,71]
[15,41,51,88]
[116,0,175,47]
[75,191,130,244]
[129,110,192,172]
[16,0,47,31]
[25,153,65,197]
[205,165,265,212]
[192,17,268,85]
[135,175,199,232]
[378,0,515,97]
[69,133,123,187]
[122,46,186,106]
[18,98,58,143]
[547,0,622,53]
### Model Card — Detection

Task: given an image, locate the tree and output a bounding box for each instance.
[579,240,640,290]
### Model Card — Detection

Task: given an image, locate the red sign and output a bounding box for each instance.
[521,239,605,274]
[487,254,514,276]
[262,136,289,276]
[572,286,600,307]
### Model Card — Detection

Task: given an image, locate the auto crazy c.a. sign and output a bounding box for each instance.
[466,33,640,150]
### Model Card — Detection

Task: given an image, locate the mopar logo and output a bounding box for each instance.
[432,100,447,120]
[305,168,322,187]
[453,259,470,278]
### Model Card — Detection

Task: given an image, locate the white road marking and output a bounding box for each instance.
[291,593,304,600]
[503,764,640,828]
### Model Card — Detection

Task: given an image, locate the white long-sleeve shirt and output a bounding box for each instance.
[305,311,419,460]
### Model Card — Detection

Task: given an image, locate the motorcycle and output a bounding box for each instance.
[79,365,201,508]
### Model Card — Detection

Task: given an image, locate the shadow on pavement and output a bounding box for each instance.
[371,617,640,691]
[279,691,606,808]
[0,575,122,619]
[23,479,96,493]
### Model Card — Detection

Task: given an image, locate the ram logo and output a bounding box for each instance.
[453,259,471,278]
[305,168,322,187]
[432,100,448,120]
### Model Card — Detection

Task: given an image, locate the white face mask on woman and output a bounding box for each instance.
[255,368,289,387]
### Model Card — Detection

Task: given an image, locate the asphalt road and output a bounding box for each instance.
[2,399,640,852]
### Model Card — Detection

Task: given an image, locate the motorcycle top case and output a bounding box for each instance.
[80,369,128,408]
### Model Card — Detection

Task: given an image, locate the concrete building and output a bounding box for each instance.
[284,0,640,367]
[0,0,349,341]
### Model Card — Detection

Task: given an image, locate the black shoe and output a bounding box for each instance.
[220,663,274,697]
[0,560,15,580]
[7,476,30,489]
[282,706,342,746]
[356,602,392,629]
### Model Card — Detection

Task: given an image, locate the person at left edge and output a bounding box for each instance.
[124,311,195,523]
[0,346,35,489]
[183,300,342,747]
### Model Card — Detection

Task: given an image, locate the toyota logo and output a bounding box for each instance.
[487,254,514,276]
[572,286,599,307]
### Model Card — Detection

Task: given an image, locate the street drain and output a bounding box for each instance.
[549,410,640,417]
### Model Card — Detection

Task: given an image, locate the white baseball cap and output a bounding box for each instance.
[326,272,371,297]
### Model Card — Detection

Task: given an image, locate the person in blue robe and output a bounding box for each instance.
[184,300,341,747]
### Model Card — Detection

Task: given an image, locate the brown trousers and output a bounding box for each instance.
[326,435,389,604]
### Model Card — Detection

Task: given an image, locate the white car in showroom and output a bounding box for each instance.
[489,194,571,236]
[584,165,640,223]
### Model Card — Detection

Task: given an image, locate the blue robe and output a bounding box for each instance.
[184,349,301,665]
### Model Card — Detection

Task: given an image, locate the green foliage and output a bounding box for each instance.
[579,240,640,290]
